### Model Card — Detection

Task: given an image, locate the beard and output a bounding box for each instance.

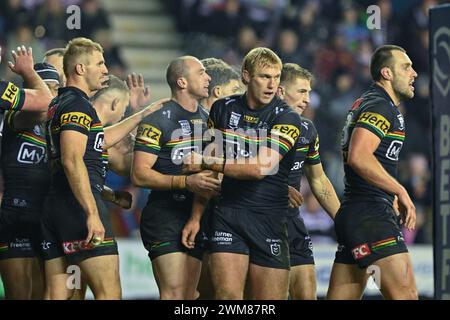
[393,80,414,101]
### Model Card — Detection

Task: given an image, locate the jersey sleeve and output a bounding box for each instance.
[58,100,94,135]
[305,121,321,165]
[134,113,164,156]
[268,110,301,157]
[0,81,25,111]
[354,102,395,139]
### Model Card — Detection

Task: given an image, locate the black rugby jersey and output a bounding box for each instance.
[287,117,321,217]
[1,111,49,213]
[341,84,406,204]
[0,80,25,111]
[46,87,108,194]
[208,93,302,215]
[134,100,209,206]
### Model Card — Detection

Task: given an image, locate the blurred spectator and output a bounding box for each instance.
[93,28,127,79]
[33,0,69,47]
[275,29,310,68]
[77,0,111,38]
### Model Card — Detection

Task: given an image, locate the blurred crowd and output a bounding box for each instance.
[1,0,441,244]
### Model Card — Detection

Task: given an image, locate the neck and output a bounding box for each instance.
[172,91,199,112]
[92,101,107,124]
[66,77,93,98]
[375,80,400,106]
[246,92,264,110]
[201,97,216,111]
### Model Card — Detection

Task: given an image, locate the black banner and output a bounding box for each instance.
[430,4,450,300]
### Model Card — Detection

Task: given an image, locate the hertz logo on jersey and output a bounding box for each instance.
[60,112,92,130]
[271,124,300,145]
[357,112,390,136]
[137,124,161,145]
[1,82,19,104]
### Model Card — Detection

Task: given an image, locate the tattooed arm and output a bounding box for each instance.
[303,163,340,219]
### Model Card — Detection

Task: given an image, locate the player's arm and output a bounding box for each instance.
[303,163,340,219]
[107,138,133,176]
[131,151,220,193]
[60,130,105,243]
[101,185,132,209]
[7,46,52,112]
[185,112,301,180]
[347,127,415,230]
[181,194,210,249]
[102,98,169,150]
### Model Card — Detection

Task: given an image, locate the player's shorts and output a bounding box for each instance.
[140,201,204,261]
[287,214,314,266]
[0,208,42,259]
[208,206,290,270]
[40,192,118,265]
[334,200,408,268]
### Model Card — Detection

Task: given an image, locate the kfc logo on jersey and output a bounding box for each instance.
[352,243,371,260]
[228,112,241,129]
[63,240,92,254]
[386,140,403,161]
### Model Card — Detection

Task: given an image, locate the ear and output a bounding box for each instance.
[75,63,84,76]
[277,86,284,99]
[380,67,392,81]
[213,86,221,98]
[242,70,251,85]
[111,98,119,111]
[177,77,187,89]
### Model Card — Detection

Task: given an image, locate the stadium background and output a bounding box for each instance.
[0,0,445,299]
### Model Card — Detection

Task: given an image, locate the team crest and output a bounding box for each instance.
[228,112,241,129]
[178,120,192,135]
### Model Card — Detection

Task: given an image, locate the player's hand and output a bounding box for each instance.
[182,151,203,173]
[141,98,170,118]
[85,214,105,245]
[127,73,152,112]
[393,195,400,215]
[397,189,416,231]
[113,190,133,209]
[0,46,2,64]
[181,218,201,249]
[186,171,221,195]
[8,45,34,76]
[288,186,303,208]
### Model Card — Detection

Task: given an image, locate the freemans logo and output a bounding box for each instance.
[271,124,300,145]
[136,124,161,145]
[357,112,390,136]
[60,112,92,130]
[1,82,19,104]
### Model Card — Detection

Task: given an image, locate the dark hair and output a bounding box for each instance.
[280,63,313,86]
[370,45,406,81]
[92,75,128,101]
[205,64,240,96]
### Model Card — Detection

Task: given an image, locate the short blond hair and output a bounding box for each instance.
[241,47,282,84]
[63,37,103,77]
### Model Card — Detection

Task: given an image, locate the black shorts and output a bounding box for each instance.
[140,203,204,261]
[40,192,118,265]
[333,201,408,268]
[208,206,290,270]
[287,215,314,266]
[0,209,42,259]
